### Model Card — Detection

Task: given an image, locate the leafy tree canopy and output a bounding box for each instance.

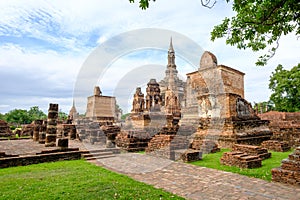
[2,106,47,125]
[253,101,274,113]
[269,63,300,112]
[0,113,5,121]
[58,111,68,120]
[5,109,32,125]
[121,113,130,120]
[129,0,300,66]
[28,106,47,121]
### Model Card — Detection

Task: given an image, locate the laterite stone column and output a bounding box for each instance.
[39,121,47,144]
[33,120,43,142]
[45,103,58,147]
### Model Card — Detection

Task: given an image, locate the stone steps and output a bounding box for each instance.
[0,150,82,168]
[220,151,262,168]
[261,140,291,152]
[81,148,120,161]
[232,144,271,160]
[272,147,300,186]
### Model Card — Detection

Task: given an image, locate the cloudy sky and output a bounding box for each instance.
[0,0,299,114]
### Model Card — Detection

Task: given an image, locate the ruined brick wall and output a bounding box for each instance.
[272,147,300,186]
[21,123,34,137]
[86,95,116,119]
[0,151,81,168]
[259,111,300,147]
[220,65,244,98]
[186,52,246,120]
[57,124,77,139]
[0,120,12,137]
[115,130,152,152]
[146,134,175,153]
[220,151,262,168]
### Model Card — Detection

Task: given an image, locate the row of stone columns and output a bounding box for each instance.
[31,103,69,149]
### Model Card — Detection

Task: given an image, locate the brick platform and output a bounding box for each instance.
[261,140,291,152]
[220,151,262,168]
[232,144,271,160]
[0,120,12,137]
[272,147,300,186]
[115,130,152,152]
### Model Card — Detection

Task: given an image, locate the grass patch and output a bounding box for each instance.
[0,160,184,200]
[137,150,145,154]
[191,149,293,181]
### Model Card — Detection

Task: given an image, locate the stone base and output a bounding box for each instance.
[261,140,291,152]
[115,130,152,152]
[232,144,271,160]
[191,117,272,148]
[56,138,69,149]
[75,118,106,145]
[221,151,262,168]
[57,124,77,139]
[191,139,220,154]
[0,120,13,137]
[146,134,175,153]
[259,111,300,148]
[272,168,300,186]
[106,139,115,148]
[45,134,56,147]
[179,149,202,162]
[272,147,300,186]
[129,113,151,128]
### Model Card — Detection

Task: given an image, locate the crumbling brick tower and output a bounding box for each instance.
[185,51,272,149]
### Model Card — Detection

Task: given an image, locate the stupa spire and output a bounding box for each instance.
[167,37,176,68]
[169,37,174,52]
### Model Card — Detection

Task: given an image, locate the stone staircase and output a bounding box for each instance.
[81,148,121,161]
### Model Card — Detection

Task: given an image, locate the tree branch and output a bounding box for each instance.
[242,0,287,26]
[201,0,217,9]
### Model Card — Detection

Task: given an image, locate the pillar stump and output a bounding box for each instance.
[45,103,58,147]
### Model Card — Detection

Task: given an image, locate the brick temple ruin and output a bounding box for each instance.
[75,86,121,148]
[85,86,117,124]
[115,38,274,161]
[0,37,300,186]
[4,39,284,161]
[186,51,273,149]
[0,120,12,137]
[116,39,192,159]
[259,111,300,148]
[1,38,299,175]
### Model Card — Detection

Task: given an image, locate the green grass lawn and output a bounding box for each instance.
[0,160,184,200]
[191,149,293,181]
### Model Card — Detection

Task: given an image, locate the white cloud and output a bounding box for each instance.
[0,0,299,114]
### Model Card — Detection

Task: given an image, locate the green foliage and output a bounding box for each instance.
[191,149,293,181]
[0,160,183,200]
[129,0,155,9]
[5,109,32,125]
[129,0,300,66]
[9,125,16,131]
[121,113,130,120]
[28,106,47,121]
[2,106,47,125]
[253,101,274,113]
[211,0,299,66]
[269,64,300,112]
[58,111,68,120]
[0,112,5,121]
[116,104,122,112]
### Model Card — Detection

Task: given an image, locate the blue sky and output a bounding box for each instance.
[0,0,299,114]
